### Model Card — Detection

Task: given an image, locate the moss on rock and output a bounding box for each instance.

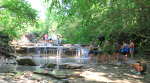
[17,58,36,66]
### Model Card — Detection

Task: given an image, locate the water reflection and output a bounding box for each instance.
[0,64,17,73]
[0,56,91,73]
[0,46,92,73]
[19,56,90,65]
[16,65,39,72]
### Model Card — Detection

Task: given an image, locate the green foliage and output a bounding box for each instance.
[43,0,150,47]
[1,0,37,20]
[0,0,149,48]
[17,58,36,66]
[0,0,38,38]
[102,41,115,54]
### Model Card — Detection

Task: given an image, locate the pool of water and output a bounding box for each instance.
[0,55,91,73]
[0,46,92,73]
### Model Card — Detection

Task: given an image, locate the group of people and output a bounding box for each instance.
[115,40,135,63]
[87,40,147,75]
[88,40,135,64]
[42,34,62,45]
[117,41,147,75]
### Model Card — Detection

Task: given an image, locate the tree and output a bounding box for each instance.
[0,0,37,38]
[43,0,150,47]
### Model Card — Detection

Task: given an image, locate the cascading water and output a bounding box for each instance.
[56,46,60,69]
[44,42,48,65]
[14,42,91,72]
[80,46,90,64]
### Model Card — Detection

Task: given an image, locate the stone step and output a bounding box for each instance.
[144,51,150,53]
[143,49,150,54]
[144,52,150,54]
[144,52,150,55]
[144,53,150,55]
[144,49,150,51]
[144,49,150,58]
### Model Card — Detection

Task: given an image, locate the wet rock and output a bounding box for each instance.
[23,71,33,78]
[0,80,7,83]
[61,63,83,69]
[0,32,15,63]
[41,80,49,83]
[3,77,11,81]
[17,58,36,66]
[35,76,42,80]
[147,63,150,73]
[46,63,83,69]
[61,79,69,83]
[47,63,56,68]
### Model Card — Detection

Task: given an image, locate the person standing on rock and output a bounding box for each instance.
[129,40,135,58]
[120,41,129,64]
[43,34,48,41]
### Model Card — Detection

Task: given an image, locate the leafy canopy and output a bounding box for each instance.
[0,0,38,38]
[43,0,150,46]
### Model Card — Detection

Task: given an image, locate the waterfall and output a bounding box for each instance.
[56,46,62,69]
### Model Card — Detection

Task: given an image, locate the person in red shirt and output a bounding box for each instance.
[44,34,48,40]
[43,34,49,43]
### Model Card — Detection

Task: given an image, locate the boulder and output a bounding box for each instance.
[17,58,36,66]
[46,63,83,69]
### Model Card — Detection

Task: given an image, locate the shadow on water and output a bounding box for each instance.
[0,64,40,73]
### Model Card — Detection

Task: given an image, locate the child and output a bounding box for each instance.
[131,61,147,75]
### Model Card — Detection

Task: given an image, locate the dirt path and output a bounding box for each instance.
[76,64,147,83]
[0,62,149,83]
